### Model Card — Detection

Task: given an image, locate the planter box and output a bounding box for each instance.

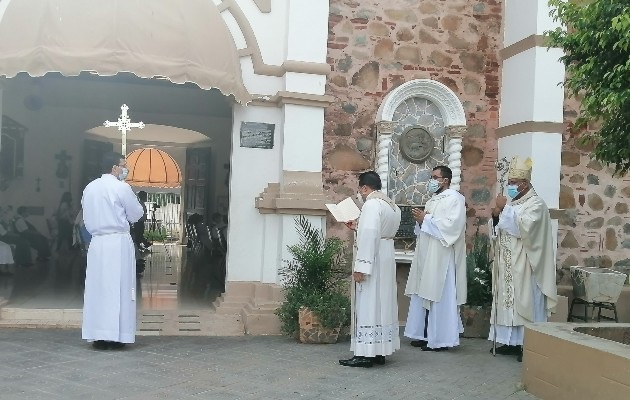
[570,266,626,303]
[298,307,341,344]
[460,305,490,338]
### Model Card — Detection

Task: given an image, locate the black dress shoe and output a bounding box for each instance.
[373,355,385,365]
[92,340,109,350]
[410,340,428,348]
[107,341,126,350]
[492,345,521,355]
[517,353,523,362]
[339,356,373,368]
[420,345,448,352]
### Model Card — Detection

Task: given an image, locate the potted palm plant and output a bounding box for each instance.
[275,216,351,343]
[461,219,493,338]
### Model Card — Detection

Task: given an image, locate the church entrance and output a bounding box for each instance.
[0,72,233,319]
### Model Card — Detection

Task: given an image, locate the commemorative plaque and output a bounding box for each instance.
[399,126,434,164]
[240,122,275,149]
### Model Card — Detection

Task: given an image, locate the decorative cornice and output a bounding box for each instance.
[376,79,466,126]
[500,35,556,61]
[250,91,335,108]
[549,208,564,220]
[255,172,328,216]
[496,121,565,138]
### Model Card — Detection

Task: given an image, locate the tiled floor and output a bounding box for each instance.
[0,328,537,400]
[0,243,224,311]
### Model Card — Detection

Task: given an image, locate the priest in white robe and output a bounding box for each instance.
[339,171,402,368]
[81,152,144,350]
[404,166,467,351]
[488,157,557,362]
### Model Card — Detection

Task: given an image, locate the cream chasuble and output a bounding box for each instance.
[490,190,557,338]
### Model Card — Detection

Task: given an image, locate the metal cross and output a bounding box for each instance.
[103,104,145,156]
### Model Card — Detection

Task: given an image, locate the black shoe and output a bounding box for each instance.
[107,341,126,350]
[339,356,373,368]
[517,353,523,362]
[410,340,428,348]
[373,355,385,365]
[92,340,109,350]
[420,345,448,352]
[492,345,521,356]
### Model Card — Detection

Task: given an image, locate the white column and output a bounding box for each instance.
[445,125,465,191]
[498,0,564,208]
[375,121,395,194]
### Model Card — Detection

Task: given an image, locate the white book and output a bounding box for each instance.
[325,197,361,223]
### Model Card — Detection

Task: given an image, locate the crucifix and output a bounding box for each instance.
[103,104,145,156]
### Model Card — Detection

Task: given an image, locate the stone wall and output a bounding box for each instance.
[324,0,503,243]
[557,97,630,285]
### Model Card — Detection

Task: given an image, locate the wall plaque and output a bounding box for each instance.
[399,126,434,164]
[239,122,275,149]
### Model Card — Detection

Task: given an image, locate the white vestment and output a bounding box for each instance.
[81,174,144,343]
[351,192,402,357]
[0,240,14,264]
[404,188,467,348]
[489,190,557,346]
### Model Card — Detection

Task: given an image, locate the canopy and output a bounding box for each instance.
[126,148,182,188]
[87,124,212,146]
[0,0,251,104]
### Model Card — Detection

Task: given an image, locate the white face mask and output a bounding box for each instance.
[427,179,440,193]
[356,191,364,207]
[118,167,129,181]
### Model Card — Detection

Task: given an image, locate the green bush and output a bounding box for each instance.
[466,224,493,307]
[275,216,351,336]
[144,227,167,242]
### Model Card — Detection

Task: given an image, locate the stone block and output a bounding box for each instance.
[570,266,626,303]
[298,307,341,344]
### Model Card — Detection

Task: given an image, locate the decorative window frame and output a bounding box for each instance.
[375,79,466,192]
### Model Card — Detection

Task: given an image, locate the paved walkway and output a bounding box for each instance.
[0,328,537,400]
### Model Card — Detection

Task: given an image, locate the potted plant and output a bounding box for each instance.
[275,216,351,343]
[461,219,493,338]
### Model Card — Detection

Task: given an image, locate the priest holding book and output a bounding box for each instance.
[335,171,402,368]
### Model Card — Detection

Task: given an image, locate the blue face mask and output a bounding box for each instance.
[118,167,129,181]
[427,179,440,193]
[506,184,520,198]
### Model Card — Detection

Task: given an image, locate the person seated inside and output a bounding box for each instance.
[131,191,151,252]
[0,207,33,267]
[14,206,51,262]
[0,239,14,276]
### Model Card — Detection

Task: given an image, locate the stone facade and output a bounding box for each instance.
[324,0,628,283]
[324,0,502,243]
[557,97,630,285]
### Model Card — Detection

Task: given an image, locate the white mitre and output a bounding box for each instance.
[507,156,532,181]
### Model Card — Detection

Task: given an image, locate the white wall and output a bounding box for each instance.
[227,104,283,282]
[504,0,559,47]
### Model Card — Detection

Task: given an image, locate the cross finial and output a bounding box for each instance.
[103,104,145,156]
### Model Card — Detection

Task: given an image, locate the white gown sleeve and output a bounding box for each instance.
[496,205,521,238]
[354,200,380,275]
[420,214,445,240]
[121,184,145,223]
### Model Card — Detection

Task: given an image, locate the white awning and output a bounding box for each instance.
[0,0,251,104]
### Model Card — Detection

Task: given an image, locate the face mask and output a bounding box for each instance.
[427,179,440,193]
[118,167,129,181]
[506,184,520,199]
[356,191,364,207]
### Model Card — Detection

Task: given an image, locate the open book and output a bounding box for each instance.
[325,197,361,223]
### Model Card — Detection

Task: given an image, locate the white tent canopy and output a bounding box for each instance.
[0,0,251,104]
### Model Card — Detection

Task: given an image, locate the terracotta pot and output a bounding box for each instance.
[460,305,491,338]
[298,307,341,344]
